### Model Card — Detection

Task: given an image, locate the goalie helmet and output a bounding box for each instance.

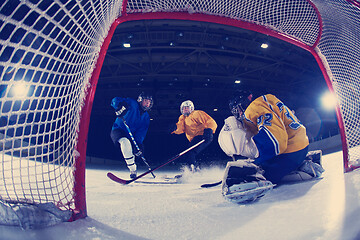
[180,100,194,116]
[137,92,153,111]
[229,91,253,122]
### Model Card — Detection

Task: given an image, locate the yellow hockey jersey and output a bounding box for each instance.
[243,94,309,161]
[172,110,217,142]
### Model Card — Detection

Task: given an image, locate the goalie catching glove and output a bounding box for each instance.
[221,160,274,204]
[218,116,259,159]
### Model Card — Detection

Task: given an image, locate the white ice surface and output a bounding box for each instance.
[1,150,360,240]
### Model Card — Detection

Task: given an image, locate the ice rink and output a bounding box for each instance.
[1,150,360,240]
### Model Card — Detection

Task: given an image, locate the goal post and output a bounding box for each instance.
[0,0,359,227]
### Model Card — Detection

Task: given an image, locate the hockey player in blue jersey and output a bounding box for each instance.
[110,92,153,179]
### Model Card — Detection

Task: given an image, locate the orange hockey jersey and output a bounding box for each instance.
[172,110,217,142]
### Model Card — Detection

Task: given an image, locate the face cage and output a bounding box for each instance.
[181,105,193,116]
[141,97,153,111]
[231,104,245,121]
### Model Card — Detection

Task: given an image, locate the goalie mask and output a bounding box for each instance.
[137,92,153,111]
[180,100,194,116]
[229,91,253,122]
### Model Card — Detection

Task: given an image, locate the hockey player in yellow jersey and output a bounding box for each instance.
[242,93,309,159]
[171,100,217,170]
[218,91,324,203]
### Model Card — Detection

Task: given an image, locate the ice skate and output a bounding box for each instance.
[130,170,137,179]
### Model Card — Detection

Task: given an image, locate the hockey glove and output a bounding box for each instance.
[203,128,213,143]
[115,102,129,118]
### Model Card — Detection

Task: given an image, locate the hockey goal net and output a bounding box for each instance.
[0,0,359,226]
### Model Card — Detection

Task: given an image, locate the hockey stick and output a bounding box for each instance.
[120,118,155,178]
[201,156,235,188]
[107,139,205,185]
[200,181,222,188]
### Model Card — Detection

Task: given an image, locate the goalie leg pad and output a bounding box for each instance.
[281,171,313,182]
[222,180,274,203]
[221,160,274,204]
[298,160,325,178]
[281,157,325,182]
[306,150,322,166]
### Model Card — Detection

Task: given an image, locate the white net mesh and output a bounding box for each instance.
[0,0,123,221]
[312,0,360,166]
[126,0,321,46]
[0,0,359,224]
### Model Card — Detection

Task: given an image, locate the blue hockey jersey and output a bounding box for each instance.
[111,97,150,144]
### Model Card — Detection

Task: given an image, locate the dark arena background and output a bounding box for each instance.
[86,20,338,167]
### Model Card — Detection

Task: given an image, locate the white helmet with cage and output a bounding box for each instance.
[180,100,194,116]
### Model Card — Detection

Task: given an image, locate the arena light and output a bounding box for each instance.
[321,91,337,110]
[261,43,268,49]
[11,81,29,97]
[123,43,131,48]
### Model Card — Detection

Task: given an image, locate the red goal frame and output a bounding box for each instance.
[76,0,359,219]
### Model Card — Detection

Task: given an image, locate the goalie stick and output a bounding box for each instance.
[120,117,155,178]
[201,180,222,188]
[134,180,178,184]
[134,176,181,184]
[201,156,236,188]
[107,139,205,185]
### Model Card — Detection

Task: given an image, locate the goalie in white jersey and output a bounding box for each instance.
[218,91,324,203]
